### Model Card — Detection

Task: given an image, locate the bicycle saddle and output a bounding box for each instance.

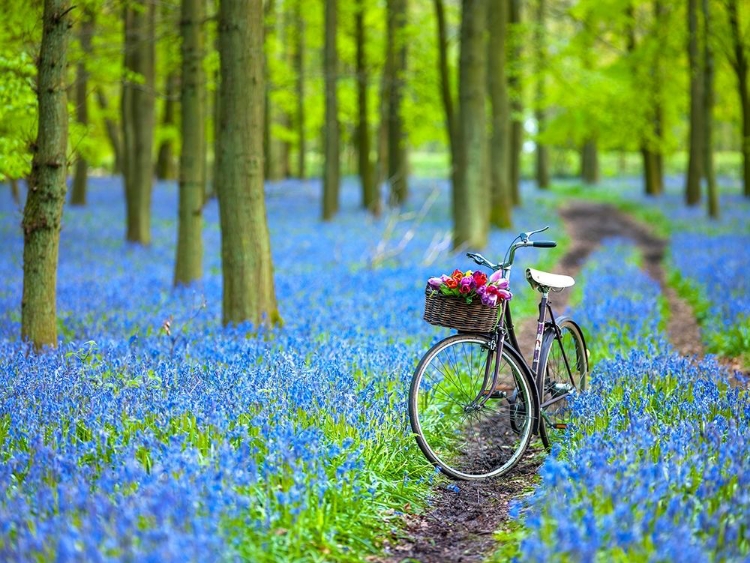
[526,268,575,291]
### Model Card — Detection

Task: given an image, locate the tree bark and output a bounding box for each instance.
[10,178,20,205]
[534,0,549,189]
[21,0,70,349]
[174,0,205,286]
[356,0,379,216]
[95,87,123,175]
[453,0,488,249]
[71,9,93,206]
[322,0,340,221]
[122,0,156,244]
[704,0,719,218]
[727,0,750,198]
[433,0,459,203]
[387,0,408,206]
[581,139,599,184]
[156,72,179,180]
[686,0,703,206]
[488,0,512,229]
[216,0,280,327]
[509,0,522,205]
[295,0,306,179]
[263,0,275,180]
[377,43,391,189]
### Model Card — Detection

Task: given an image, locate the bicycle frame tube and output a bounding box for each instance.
[532,293,549,388]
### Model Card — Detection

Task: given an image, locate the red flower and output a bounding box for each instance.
[472,271,487,286]
[451,269,463,282]
[459,283,471,294]
[445,278,458,289]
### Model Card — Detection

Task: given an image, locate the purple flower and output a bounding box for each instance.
[489,271,509,289]
[427,277,443,289]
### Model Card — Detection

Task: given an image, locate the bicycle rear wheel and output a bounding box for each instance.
[409,334,536,480]
[538,317,588,450]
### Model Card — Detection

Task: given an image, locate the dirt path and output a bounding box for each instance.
[380,201,704,563]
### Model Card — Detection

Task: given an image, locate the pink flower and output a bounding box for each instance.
[428,277,443,289]
[459,283,471,294]
[489,271,509,288]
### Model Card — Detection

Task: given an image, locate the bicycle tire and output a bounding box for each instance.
[408,334,537,480]
[538,317,589,450]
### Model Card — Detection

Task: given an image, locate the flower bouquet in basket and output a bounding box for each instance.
[423,269,512,332]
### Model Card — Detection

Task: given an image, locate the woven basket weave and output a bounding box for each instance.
[423,286,499,332]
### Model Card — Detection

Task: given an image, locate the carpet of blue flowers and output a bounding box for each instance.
[2,176,749,562]
[509,213,750,560]
[0,178,563,561]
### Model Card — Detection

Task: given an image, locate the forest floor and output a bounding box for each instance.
[379,200,709,563]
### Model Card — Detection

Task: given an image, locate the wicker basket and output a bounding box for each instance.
[423,286,500,332]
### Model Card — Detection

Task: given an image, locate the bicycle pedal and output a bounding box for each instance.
[552,423,567,430]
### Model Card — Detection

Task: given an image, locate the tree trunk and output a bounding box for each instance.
[295,0,306,179]
[488,0,512,229]
[387,0,408,206]
[686,0,703,206]
[263,0,275,181]
[210,30,220,201]
[377,49,391,189]
[509,0,523,205]
[581,139,599,184]
[433,0,459,203]
[10,178,20,205]
[322,0,339,221]
[71,9,93,206]
[356,0,379,216]
[534,0,549,189]
[727,0,750,198]
[122,0,156,244]
[216,0,280,327]
[174,0,205,286]
[21,0,70,349]
[703,0,718,218]
[453,0,488,249]
[642,147,660,196]
[96,87,123,175]
[156,72,179,180]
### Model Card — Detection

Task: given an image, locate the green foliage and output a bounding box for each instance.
[0,51,36,180]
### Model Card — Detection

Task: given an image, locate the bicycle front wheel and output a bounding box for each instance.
[539,317,589,450]
[408,334,536,480]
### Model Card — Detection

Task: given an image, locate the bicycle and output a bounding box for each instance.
[408,227,589,480]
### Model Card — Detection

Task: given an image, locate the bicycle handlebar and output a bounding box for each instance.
[466,227,556,273]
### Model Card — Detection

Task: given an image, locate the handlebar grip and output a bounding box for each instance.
[532,241,557,248]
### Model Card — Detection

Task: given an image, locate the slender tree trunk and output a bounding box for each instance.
[96,87,123,175]
[433,0,459,201]
[581,139,599,184]
[322,0,340,220]
[356,0,378,216]
[686,0,703,206]
[295,0,306,179]
[122,0,156,244]
[156,72,179,180]
[534,0,549,189]
[71,10,93,206]
[727,0,750,197]
[453,0,488,249]
[21,0,70,349]
[216,0,280,327]
[509,0,523,205]
[263,0,276,180]
[703,0,718,218]
[377,64,390,189]
[642,148,660,195]
[387,0,408,206]
[174,0,205,286]
[10,179,20,205]
[488,0,512,229]
[210,29,220,201]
